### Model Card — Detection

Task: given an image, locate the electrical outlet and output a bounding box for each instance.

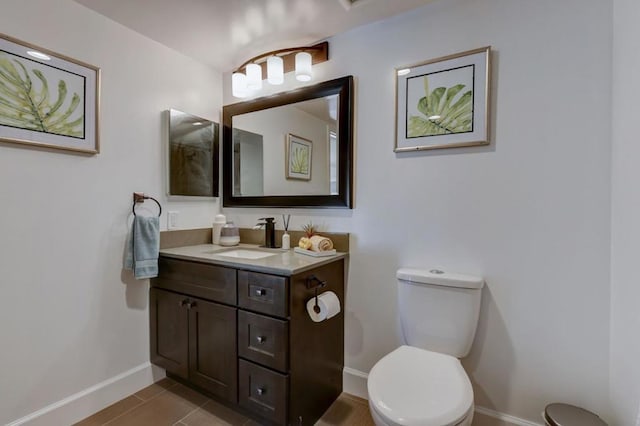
[168,211,179,230]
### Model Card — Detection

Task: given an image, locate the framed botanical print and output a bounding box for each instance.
[0,33,100,154]
[285,133,312,180]
[395,46,491,152]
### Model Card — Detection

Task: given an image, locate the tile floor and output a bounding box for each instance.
[74,377,375,426]
[74,377,506,426]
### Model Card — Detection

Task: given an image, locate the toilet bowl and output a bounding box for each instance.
[367,346,474,426]
[366,268,484,426]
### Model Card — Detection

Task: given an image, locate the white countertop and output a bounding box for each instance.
[159,243,347,276]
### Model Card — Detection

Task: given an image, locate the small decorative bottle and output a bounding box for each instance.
[282,214,291,250]
[282,232,290,250]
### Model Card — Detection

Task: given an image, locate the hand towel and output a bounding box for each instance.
[124,215,160,279]
[309,235,334,252]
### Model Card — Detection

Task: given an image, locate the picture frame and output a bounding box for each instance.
[0,33,100,154]
[395,46,491,152]
[167,109,219,198]
[285,133,312,181]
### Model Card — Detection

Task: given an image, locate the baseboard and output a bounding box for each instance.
[343,366,369,399]
[342,367,542,426]
[474,406,543,426]
[7,362,164,426]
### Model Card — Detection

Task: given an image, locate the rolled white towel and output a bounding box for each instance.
[309,235,334,252]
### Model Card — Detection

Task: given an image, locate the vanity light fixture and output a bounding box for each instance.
[267,56,284,85]
[231,41,329,98]
[295,51,312,81]
[246,63,262,90]
[232,72,248,98]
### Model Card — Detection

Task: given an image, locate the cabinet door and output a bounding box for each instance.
[150,288,189,379]
[188,298,238,403]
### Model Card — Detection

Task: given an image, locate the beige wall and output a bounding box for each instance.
[223,0,613,423]
[0,0,222,423]
[0,0,624,424]
[610,0,640,424]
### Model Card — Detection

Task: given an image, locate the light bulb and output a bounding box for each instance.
[295,51,312,82]
[246,63,262,90]
[267,56,284,85]
[232,72,248,98]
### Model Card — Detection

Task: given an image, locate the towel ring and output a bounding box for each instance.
[132,193,162,217]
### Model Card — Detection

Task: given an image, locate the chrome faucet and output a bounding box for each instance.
[256,217,278,248]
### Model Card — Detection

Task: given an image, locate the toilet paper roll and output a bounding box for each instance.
[306,291,341,322]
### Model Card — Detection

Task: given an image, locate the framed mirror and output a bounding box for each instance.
[167,109,219,197]
[222,75,354,208]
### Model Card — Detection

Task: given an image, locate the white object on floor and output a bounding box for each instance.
[367,268,484,426]
[368,346,473,426]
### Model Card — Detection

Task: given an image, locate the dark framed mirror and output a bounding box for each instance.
[222,75,354,208]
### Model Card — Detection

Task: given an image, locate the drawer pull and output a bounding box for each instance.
[255,288,266,296]
[256,387,266,396]
[256,335,266,343]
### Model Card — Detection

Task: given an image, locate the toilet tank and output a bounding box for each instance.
[397,268,484,358]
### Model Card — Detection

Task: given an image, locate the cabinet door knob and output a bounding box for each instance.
[255,288,266,296]
[179,299,188,307]
[256,335,266,343]
[256,387,266,396]
[185,301,197,309]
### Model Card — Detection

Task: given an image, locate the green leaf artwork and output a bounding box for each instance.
[290,145,309,174]
[408,75,472,137]
[0,52,84,138]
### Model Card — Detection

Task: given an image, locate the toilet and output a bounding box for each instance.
[367,268,484,426]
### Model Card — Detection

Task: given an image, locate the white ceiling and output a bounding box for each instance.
[74,0,436,72]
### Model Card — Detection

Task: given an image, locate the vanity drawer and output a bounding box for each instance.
[238,310,289,372]
[238,271,288,317]
[239,359,288,425]
[154,257,237,305]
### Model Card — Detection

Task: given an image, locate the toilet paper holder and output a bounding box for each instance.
[306,275,327,314]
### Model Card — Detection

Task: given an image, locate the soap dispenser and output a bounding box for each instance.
[219,221,240,246]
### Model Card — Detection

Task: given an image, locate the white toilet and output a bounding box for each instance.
[367,268,484,426]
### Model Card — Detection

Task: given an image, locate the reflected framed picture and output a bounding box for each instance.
[167,109,219,197]
[0,33,100,154]
[285,133,312,181]
[395,46,491,152]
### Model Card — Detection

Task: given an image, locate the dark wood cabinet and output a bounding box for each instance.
[150,288,237,403]
[150,256,345,425]
[149,288,189,379]
[188,297,237,402]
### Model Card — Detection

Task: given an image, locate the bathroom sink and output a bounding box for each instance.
[212,249,278,260]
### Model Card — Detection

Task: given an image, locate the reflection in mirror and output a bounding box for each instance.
[233,128,263,196]
[232,95,338,197]
[223,75,353,208]
[167,109,219,197]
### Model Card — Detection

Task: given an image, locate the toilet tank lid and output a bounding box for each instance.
[397,268,484,289]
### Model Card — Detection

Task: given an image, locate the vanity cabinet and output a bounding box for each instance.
[150,254,345,426]
[149,288,238,403]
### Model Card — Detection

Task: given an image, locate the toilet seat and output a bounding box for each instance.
[367,346,474,426]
